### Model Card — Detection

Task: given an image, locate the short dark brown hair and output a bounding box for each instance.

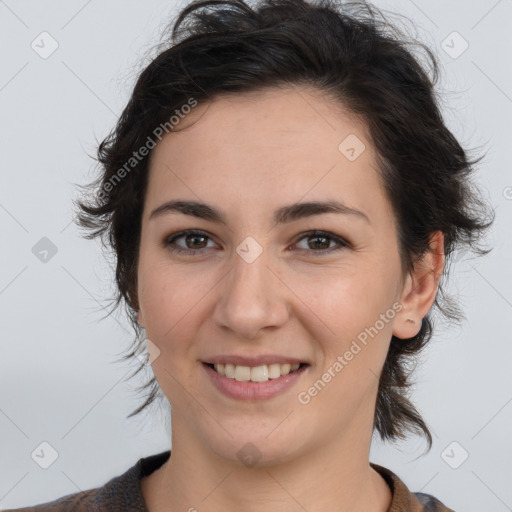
[74,0,494,451]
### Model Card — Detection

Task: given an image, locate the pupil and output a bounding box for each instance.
[189,235,206,249]
[311,236,328,249]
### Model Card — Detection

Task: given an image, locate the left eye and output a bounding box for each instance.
[163,229,349,256]
[293,231,350,254]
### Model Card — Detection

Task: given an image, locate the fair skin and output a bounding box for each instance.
[136,85,445,512]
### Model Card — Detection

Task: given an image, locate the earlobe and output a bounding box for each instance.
[392,231,445,340]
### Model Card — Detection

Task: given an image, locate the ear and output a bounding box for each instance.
[393,231,445,339]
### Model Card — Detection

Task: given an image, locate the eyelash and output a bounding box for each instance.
[163,229,350,257]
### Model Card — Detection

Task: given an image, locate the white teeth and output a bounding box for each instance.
[234,365,251,381]
[280,363,291,376]
[212,362,303,382]
[225,363,235,378]
[250,365,268,382]
[267,363,281,379]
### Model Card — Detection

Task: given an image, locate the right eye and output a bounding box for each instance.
[163,229,218,255]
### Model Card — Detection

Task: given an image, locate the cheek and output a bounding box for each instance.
[141,266,202,402]
[293,263,397,385]
[297,264,395,335]
[138,261,194,342]
[137,260,222,379]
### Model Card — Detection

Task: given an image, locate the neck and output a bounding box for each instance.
[142,418,392,512]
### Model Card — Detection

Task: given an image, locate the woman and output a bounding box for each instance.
[6,0,493,510]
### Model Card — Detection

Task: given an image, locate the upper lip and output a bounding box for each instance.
[203,355,308,366]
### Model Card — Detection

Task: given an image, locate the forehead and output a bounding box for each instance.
[145,86,390,225]
[164,85,371,153]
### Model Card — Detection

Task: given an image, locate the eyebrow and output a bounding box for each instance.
[149,199,370,225]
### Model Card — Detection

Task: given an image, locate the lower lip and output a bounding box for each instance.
[202,363,308,401]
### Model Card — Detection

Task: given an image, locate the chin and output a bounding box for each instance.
[199,424,309,469]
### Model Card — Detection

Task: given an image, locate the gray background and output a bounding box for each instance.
[0,0,511,510]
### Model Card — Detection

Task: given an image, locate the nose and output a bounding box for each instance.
[213,246,290,340]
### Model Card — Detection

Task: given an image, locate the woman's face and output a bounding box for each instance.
[136,86,426,466]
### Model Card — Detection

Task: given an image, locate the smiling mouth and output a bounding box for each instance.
[204,362,307,382]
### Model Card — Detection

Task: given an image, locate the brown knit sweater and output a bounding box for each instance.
[2,451,455,511]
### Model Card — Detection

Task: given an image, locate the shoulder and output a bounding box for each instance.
[0,488,99,511]
[1,451,170,512]
[370,462,456,512]
[413,491,456,511]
